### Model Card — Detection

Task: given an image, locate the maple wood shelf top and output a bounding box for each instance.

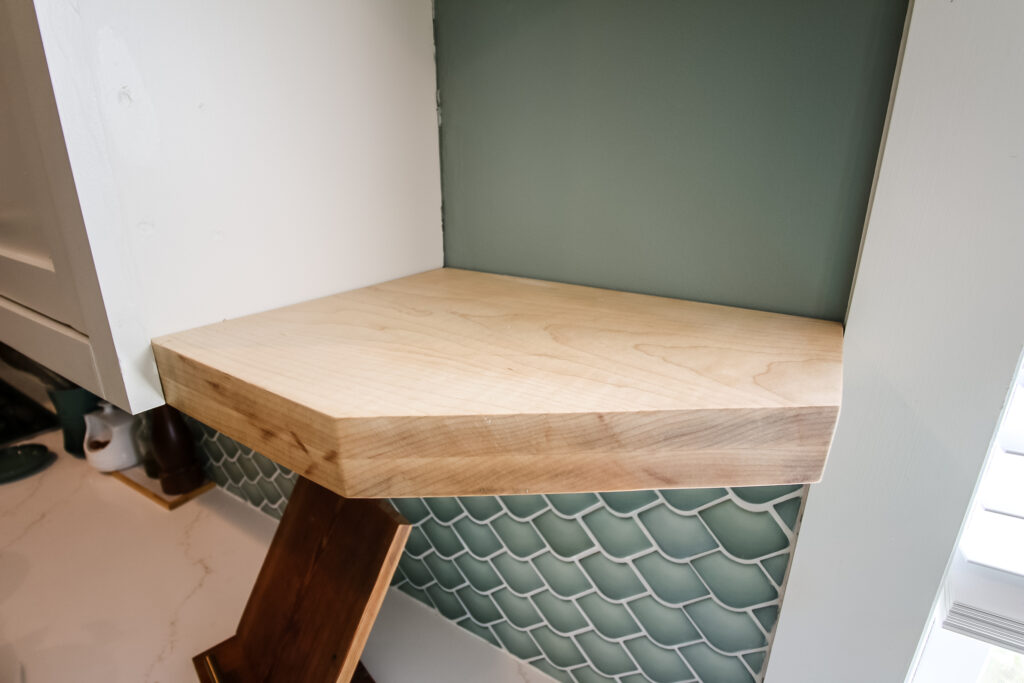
[152,268,843,498]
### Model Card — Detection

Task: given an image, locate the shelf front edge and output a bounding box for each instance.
[153,343,837,498]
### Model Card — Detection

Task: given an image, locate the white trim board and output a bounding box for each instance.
[362,588,556,683]
[942,542,1024,655]
[767,0,1024,681]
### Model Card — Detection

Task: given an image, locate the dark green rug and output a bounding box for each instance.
[0,444,55,484]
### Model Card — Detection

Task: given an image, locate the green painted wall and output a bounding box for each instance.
[437,0,907,321]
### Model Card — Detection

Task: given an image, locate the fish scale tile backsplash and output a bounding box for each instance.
[186,417,805,683]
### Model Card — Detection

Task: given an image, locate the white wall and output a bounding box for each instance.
[768,1,1024,681]
[31,0,443,412]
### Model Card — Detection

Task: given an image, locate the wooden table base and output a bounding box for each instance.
[193,477,409,682]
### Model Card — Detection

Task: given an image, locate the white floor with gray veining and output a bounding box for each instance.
[0,429,276,683]
[0,429,553,683]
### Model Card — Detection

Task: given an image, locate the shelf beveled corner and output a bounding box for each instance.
[152,268,842,498]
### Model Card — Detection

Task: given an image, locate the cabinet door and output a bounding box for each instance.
[0,0,85,331]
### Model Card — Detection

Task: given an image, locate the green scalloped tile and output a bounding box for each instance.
[207,466,229,487]
[619,676,651,683]
[240,481,265,507]
[597,491,658,514]
[533,511,595,558]
[627,596,700,647]
[260,500,284,519]
[460,495,504,521]
[257,479,282,506]
[531,625,586,668]
[491,515,547,558]
[632,554,709,605]
[579,554,645,601]
[699,501,789,560]
[775,497,803,531]
[492,588,544,628]
[762,553,790,585]
[391,566,407,586]
[684,599,767,653]
[423,552,467,590]
[221,459,245,485]
[421,519,467,558]
[197,445,220,466]
[530,659,573,683]
[753,604,780,632]
[638,506,717,559]
[423,497,465,523]
[546,492,600,516]
[404,527,432,557]
[492,621,542,660]
[398,555,434,588]
[425,584,467,620]
[743,650,767,674]
[500,494,549,519]
[454,553,504,592]
[262,499,286,520]
[492,553,545,594]
[576,593,641,639]
[660,488,727,512]
[275,474,295,499]
[456,586,503,624]
[224,483,244,501]
[582,509,652,559]
[253,452,278,478]
[623,637,694,683]
[731,484,803,505]
[237,456,261,481]
[532,590,588,634]
[691,552,778,609]
[456,617,500,647]
[215,435,240,458]
[680,642,756,683]
[571,665,616,683]
[392,497,431,524]
[396,582,433,608]
[452,517,502,557]
[574,631,636,676]
[533,553,593,597]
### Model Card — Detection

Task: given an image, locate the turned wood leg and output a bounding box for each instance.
[193,477,410,682]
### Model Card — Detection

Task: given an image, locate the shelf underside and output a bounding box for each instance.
[152,268,843,498]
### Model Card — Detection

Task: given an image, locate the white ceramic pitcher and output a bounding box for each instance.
[83,402,140,471]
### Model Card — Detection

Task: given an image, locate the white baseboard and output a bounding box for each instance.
[362,588,556,683]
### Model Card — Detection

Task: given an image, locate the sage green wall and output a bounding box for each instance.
[437,0,907,321]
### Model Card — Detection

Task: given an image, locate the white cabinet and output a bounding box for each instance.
[0,0,443,413]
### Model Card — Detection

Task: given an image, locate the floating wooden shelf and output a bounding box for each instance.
[152,268,842,498]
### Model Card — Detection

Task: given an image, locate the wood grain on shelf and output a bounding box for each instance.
[193,477,407,683]
[153,268,843,497]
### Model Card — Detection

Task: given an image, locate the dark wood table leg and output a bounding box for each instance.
[193,476,409,682]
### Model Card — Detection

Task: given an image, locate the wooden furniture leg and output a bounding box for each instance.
[193,476,409,682]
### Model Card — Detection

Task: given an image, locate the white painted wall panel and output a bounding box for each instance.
[31,0,443,412]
